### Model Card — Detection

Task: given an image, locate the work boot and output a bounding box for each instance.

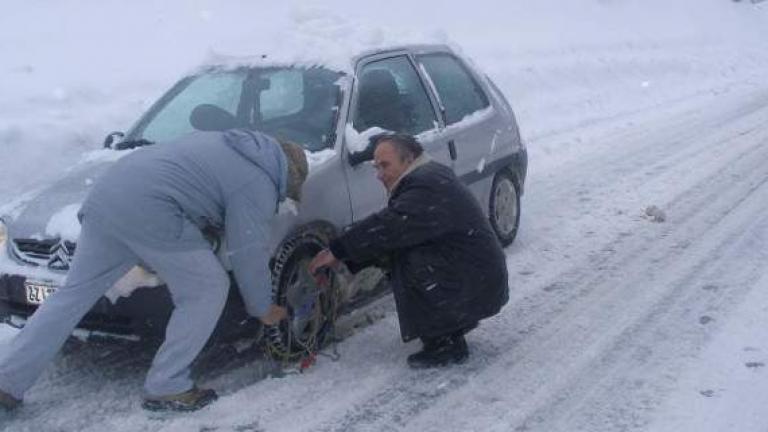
[0,388,21,411]
[407,334,469,369]
[142,387,218,412]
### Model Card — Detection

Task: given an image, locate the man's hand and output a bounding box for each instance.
[259,304,288,326]
[309,249,339,286]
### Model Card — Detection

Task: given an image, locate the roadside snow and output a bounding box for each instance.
[650,272,768,432]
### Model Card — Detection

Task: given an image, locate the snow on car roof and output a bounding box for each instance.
[189,18,451,74]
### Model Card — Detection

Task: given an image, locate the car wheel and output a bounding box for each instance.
[489,170,521,247]
[264,230,338,361]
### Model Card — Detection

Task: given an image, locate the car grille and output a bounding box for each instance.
[11,238,77,271]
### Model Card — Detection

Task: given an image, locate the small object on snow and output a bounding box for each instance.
[644,205,666,223]
[299,352,317,372]
[745,362,765,369]
[699,315,714,325]
[699,389,715,398]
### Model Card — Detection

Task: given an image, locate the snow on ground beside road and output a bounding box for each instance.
[1,0,766,204]
[651,272,768,432]
[2,0,768,431]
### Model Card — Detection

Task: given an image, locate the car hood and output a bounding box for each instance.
[7,161,113,241]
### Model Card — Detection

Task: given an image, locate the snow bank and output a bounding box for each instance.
[1,0,766,207]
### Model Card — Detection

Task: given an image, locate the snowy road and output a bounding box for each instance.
[2,85,767,432]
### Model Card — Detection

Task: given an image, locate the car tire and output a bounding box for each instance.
[264,229,338,361]
[489,170,521,247]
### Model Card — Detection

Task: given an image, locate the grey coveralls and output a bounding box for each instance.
[0,129,288,399]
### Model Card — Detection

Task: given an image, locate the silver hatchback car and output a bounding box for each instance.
[0,44,527,356]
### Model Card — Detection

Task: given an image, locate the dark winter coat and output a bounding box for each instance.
[329,160,509,341]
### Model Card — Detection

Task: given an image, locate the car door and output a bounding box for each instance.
[342,52,448,221]
[415,52,502,188]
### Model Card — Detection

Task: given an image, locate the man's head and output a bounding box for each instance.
[371,133,424,192]
[279,140,309,201]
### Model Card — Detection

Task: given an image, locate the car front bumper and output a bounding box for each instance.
[0,273,174,338]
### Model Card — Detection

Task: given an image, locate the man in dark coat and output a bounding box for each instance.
[309,133,508,368]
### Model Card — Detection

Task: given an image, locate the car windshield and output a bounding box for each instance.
[131,66,344,152]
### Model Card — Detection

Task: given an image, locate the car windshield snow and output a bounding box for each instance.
[130,66,344,152]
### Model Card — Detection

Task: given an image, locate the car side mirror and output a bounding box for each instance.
[348,142,375,167]
[103,131,125,149]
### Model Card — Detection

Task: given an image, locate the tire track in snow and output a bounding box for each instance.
[500,153,768,432]
[402,97,768,432]
[293,92,768,432]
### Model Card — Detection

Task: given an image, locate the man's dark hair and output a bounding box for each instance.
[370,133,424,162]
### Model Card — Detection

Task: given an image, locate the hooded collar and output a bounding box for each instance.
[224,128,288,202]
[388,153,431,196]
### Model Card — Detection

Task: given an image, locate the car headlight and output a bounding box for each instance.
[0,217,7,247]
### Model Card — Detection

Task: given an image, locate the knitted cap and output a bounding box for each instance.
[279,140,309,202]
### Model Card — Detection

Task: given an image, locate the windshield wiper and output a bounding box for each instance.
[114,139,154,150]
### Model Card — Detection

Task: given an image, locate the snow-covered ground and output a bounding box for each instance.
[2,0,768,430]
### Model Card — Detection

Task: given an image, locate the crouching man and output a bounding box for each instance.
[309,133,509,368]
[0,129,308,412]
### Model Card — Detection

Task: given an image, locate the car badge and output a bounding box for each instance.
[47,241,72,270]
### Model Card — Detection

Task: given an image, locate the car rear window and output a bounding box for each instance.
[417,54,490,125]
[353,55,437,135]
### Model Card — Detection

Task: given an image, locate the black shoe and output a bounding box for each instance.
[407,334,469,369]
[142,387,218,412]
[0,388,21,411]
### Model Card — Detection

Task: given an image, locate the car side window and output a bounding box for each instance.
[353,56,437,135]
[417,54,490,125]
[142,72,245,143]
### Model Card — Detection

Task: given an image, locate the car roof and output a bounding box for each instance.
[351,43,454,65]
[195,43,457,75]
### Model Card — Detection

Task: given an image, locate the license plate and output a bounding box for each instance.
[24,280,58,305]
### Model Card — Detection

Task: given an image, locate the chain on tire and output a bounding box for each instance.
[264,229,339,362]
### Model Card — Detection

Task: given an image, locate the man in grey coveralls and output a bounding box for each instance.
[0,128,308,412]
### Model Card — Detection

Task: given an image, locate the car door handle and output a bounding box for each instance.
[447,140,457,161]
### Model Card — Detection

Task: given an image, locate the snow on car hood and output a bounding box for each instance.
[5,144,334,243]
[5,156,117,241]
